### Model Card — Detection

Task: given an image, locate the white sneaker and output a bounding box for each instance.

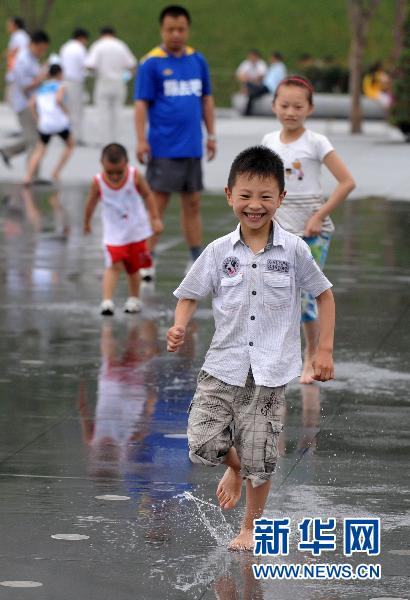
[124,296,142,313]
[140,264,156,282]
[100,299,115,316]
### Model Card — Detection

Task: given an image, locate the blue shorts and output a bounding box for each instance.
[301,233,331,322]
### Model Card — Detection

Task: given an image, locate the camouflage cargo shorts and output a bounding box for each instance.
[187,369,286,488]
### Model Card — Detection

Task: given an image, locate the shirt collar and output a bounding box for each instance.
[230,219,285,249]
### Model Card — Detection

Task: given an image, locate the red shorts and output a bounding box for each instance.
[104,240,152,274]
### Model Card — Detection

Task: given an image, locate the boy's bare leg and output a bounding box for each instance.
[52,138,75,181]
[301,319,320,384]
[229,479,271,551]
[102,264,121,300]
[127,271,140,297]
[216,446,243,509]
[23,142,46,184]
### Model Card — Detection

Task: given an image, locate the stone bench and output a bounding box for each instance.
[232,92,386,120]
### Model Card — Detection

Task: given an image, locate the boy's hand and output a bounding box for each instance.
[83,223,92,234]
[151,216,164,235]
[312,348,334,382]
[304,213,323,237]
[167,326,186,352]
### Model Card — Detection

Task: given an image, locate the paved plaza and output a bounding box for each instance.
[0,103,409,599]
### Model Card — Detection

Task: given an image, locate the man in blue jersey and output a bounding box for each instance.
[134,5,216,279]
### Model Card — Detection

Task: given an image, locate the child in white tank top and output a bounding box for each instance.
[24,63,74,185]
[262,75,355,383]
[84,143,163,315]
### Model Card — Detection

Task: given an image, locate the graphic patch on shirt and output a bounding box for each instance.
[267,259,289,273]
[285,159,304,181]
[222,256,240,277]
[163,78,202,97]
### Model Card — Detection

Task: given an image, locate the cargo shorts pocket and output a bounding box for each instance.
[264,420,283,472]
[197,370,210,384]
[221,272,243,310]
[263,272,291,309]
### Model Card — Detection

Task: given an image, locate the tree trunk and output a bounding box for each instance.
[392,0,407,69]
[348,0,381,134]
[349,3,365,133]
[17,0,56,30]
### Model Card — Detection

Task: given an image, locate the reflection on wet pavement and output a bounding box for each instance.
[0,183,409,599]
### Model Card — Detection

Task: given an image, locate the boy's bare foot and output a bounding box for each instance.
[228,528,254,551]
[300,353,315,384]
[216,467,242,509]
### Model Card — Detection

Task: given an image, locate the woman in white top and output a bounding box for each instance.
[262,75,355,383]
[24,63,74,184]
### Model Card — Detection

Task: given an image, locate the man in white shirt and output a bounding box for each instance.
[85,27,137,144]
[60,28,89,145]
[0,30,49,170]
[244,51,287,116]
[236,50,267,94]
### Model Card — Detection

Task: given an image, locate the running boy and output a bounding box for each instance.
[261,75,355,383]
[167,146,335,551]
[24,63,74,185]
[84,143,163,315]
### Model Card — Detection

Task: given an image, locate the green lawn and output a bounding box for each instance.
[0,0,396,105]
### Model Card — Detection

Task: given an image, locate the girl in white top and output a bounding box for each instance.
[262,75,355,383]
[84,143,163,315]
[24,64,74,185]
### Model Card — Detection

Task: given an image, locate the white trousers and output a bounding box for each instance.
[64,80,85,142]
[94,79,126,145]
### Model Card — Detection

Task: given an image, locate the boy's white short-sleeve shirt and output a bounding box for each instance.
[174,221,332,387]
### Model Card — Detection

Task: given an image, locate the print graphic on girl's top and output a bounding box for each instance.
[222,256,240,277]
[285,159,304,181]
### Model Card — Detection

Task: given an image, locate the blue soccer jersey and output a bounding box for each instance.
[135,46,212,159]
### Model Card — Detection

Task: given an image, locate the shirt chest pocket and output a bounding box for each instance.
[220,272,243,310]
[263,272,291,309]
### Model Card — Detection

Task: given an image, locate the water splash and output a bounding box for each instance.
[177,491,234,545]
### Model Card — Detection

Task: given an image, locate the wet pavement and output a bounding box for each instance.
[0,184,409,599]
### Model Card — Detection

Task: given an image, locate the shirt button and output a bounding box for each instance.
[250,315,255,320]
[252,291,257,296]
[252,263,257,268]
[249,341,254,346]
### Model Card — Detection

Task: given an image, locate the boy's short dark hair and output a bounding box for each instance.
[101,143,128,163]
[12,17,26,30]
[159,5,191,24]
[30,30,50,45]
[72,28,89,40]
[227,146,285,192]
[49,64,62,77]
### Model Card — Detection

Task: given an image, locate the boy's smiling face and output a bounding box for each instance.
[225,173,286,237]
